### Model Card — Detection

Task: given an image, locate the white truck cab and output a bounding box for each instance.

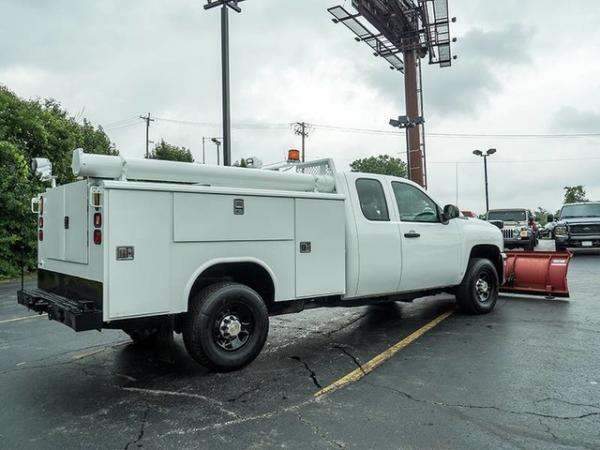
[19,150,503,371]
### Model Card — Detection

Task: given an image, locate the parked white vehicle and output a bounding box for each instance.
[19,150,504,371]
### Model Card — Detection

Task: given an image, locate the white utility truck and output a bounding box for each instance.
[19,150,504,371]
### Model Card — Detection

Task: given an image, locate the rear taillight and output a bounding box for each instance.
[38,217,44,228]
[39,197,44,215]
[93,213,102,228]
[93,229,102,245]
[38,230,43,241]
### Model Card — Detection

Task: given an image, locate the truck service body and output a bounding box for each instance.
[19,150,504,371]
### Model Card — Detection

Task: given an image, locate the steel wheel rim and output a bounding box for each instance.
[475,272,492,303]
[213,302,253,351]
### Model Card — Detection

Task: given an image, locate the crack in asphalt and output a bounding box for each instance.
[296,411,345,449]
[290,356,322,389]
[538,418,559,442]
[365,380,600,421]
[533,397,600,410]
[124,407,149,450]
[227,385,260,403]
[332,344,365,375]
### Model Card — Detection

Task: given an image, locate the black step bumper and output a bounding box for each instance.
[18,288,102,331]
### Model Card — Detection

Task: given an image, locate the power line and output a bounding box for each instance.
[107,115,600,139]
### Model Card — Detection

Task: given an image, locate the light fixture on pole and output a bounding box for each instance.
[204,0,246,167]
[472,148,497,213]
[389,115,424,182]
[211,138,222,166]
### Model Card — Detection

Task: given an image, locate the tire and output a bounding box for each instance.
[183,282,269,372]
[555,243,567,252]
[124,327,160,344]
[456,258,499,315]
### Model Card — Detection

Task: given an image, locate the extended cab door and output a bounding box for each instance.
[346,174,402,297]
[390,180,460,291]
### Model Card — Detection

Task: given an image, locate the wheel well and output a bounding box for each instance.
[469,245,503,280]
[188,262,275,310]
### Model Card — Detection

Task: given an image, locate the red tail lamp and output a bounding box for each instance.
[38,230,43,241]
[93,229,102,245]
[93,213,102,228]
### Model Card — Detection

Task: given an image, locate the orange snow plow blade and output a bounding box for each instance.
[500,251,571,298]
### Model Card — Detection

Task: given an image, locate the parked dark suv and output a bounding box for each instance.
[550,202,600,251]
[486,208,538,250]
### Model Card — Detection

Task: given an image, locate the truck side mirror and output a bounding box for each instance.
[546,214,554,222]
[442,204,460,223]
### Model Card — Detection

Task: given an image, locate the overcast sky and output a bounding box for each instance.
[1,0,599,213]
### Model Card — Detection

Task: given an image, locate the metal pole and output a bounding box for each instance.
[301,122,306,162]
[202,137,206,164]
[483,155,490,212]
[403,50,424,188]
[455,162,459,206]
[144,113,150,158]
[217,143,221,166]
[221,5,232,166]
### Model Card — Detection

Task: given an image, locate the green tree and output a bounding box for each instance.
[563,185,588,204]
[534,207,549,225]
[0,85,118,278]
[350,154,407,178]
[149,139,193,162]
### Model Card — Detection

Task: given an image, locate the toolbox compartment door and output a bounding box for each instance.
[294,198,346,297]
[44,180,89,264]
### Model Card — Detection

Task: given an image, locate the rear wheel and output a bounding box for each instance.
[456,258,499,315]
[183,282,269,372]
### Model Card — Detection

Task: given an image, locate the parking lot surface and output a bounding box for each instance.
[1,244,599,449]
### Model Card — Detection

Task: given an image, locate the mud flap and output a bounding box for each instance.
[500,251,571,298]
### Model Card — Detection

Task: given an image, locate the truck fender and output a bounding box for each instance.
[182,257,279,307]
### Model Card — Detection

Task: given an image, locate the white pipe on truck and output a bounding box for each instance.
[71,149,336,193]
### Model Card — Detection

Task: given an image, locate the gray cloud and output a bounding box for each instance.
[552,106,600,133]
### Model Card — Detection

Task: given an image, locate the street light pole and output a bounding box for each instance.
[204,0,246,167]
[473,148,496,213]
[211,138,222,166]
[220,4,231,166]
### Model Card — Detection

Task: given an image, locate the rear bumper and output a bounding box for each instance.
[18,288,102,332]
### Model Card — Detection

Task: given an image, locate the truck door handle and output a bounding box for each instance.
[404,231,420,238]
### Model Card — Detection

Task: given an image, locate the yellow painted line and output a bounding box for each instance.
[315,309,454,398]
[0,314,47,324]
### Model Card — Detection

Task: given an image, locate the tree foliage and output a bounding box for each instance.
[149,139,193,162]
[0,85,118,278]
[534,206,550,225]
[563,185,588,204]
[350,154,407,178]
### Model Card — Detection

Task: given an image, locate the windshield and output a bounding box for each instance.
[487,210,526,222]
[560,203,600,219]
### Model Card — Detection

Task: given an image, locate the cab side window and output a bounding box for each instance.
[356,178,389,221]
[392,182,439,223]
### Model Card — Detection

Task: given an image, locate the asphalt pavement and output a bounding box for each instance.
[1,242,599,449]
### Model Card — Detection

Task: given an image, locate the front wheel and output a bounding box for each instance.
[456,258,499,315]
[183,282,269,372]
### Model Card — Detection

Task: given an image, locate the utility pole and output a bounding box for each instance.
[139,112,155,158]
[293,122,311,162]
[204,0,246,167]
